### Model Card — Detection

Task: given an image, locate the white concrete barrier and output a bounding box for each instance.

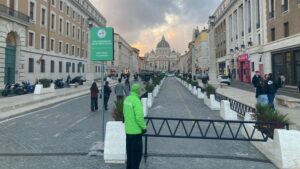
[242,124,300,169]
[142,98,148,117]
[204,94,220,110]
[197,89,204,99]
[104,122,126,164]
[34,83,55,95]
[193,86,197,95]
[220,100,237,120]
[244,112,256,121]
[188,84,192,91]
[147,93,153,108]
[153,86,158,97]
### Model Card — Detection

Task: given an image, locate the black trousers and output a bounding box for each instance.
[91,96,98,111]
[126,134,143,169]
[104,96,109,110]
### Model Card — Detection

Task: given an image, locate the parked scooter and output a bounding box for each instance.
[1,83,12,96]
[54,78,65,89]
[22,81,35,93]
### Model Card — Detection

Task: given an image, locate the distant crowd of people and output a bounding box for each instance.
[252,71,284,108]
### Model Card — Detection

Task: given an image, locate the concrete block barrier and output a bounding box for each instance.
[204,94,220,110]
[220,100,237,120]
[242,124,300,169]
[34,83,55,95]
[147,93,153,108]
[142,98,148,117]
[104,122,126,164]
[197,88,204,99]
[188,84,192,91]
[193,86,197,95]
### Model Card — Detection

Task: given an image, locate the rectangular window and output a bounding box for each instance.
[72,46,75,55]
[51,0,55,6]
[284,22,289,37]
[51,13,55,30]
[251,62,255,72]
[66,62,69,73]
[282,0,289,12]
[29,32,34,47]
[77,47,80,56]
[271,28,275,41]
[248,0,251,33]
[66,22,69,36]
[59,18,63,33]
[29,2,35,20]
[77,63,80,73]
[72,11,75,19]
[72,25,75,38]
[41,59,45,73]
[51,60,55,73]
[59,41,62,53]
[82,64,85,73]
[269,0,275,18]
[72,63,75,73]
[77,28,80,40]
[66,6,69,15]
[65,44,69,54]
[60,0,63,11]
[256,0,260,29]
[50,39,54,51]
[40,35,45,49]
[59,61,62,73]
[41,8,46,26]
[82,31,85,42]
[29,58,34,73]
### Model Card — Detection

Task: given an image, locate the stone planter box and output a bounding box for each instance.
[197,88,204,99]
[34,83,55,95]
[104,122,126,164]
[242,124,300,169]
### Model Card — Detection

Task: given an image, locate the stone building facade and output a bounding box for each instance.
[0,0,106,88]
[144,36,180,72]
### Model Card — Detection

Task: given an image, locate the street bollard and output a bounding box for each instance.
[142,98,148,117]
[147,93,153,108]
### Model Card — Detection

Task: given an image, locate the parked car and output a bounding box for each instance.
[166,73,175,77]
[71,76,86,85]
[218,75,231,85]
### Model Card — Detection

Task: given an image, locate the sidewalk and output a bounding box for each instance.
[0,80,117,121]
[217,86,300,130]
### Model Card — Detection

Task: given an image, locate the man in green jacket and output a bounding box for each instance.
[123,83,147,169]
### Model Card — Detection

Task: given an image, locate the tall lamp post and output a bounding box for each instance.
[118,42,122,78]
[208,15,218,86]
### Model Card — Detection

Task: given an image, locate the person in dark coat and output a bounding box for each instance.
[103,81,112,111]
[124,78,131,96]
[256,78,268,105]
[267,73,277,109]
[90,82,99,112]
[252,71,261,88]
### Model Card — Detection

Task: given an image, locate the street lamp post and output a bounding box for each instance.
[118,42,122,78]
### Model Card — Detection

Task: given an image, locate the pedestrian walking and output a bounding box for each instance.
[90,82,99,112]
[124,78,131,96]
[256,78,269,105]
[267,73,278,109]
[103,81,112,111]
[114,78,126,101]
[123,83,147,169]
[252,71,261,89]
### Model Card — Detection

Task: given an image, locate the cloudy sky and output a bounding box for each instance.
[90,0,220,56]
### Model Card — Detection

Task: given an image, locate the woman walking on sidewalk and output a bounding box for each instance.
[90,82,99,112]
[267,73,278,109]
[256,78,269,105]
[124,78,131,96]
[103,81,112,111]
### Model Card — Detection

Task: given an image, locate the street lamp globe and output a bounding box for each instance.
[209,16,216,26]
[88,17,94,28]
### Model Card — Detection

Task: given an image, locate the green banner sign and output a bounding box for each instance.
[90,27,114,61]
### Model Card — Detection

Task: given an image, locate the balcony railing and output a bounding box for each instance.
[0,4,29,23]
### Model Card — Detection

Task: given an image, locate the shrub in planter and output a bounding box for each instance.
[254,104,290,138]
[204,84,216,98]
[112,100,124,121]
[191,81,198,87]
[39,78,52,88]
[145,82,154,93]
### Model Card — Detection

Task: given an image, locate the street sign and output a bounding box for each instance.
[90,27,114,61]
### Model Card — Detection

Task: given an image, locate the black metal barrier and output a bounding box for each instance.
[143,117,289,161]
[215,93,256,116]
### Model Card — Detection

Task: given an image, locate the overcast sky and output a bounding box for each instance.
[90,0,220,56]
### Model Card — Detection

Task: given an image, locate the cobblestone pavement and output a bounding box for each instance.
[0,79,277,169]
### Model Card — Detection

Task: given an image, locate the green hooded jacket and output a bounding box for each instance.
[123,83,147,134]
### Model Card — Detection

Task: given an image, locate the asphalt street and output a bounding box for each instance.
[0,78,277,169]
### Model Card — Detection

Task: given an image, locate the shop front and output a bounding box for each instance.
[218,62,226,75]
[272,48,300,86]
[237,54,251,83]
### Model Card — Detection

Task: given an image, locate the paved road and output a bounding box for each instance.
[0,78,276,169]
[230,80,300,98]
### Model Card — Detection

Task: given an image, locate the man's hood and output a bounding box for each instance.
[131,83,140,95]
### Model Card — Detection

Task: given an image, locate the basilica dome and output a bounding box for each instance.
[156,36,170,49]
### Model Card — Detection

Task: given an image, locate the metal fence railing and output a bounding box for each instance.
[0,4,30,23]
[143,117,289,161]
[215,93,256,116]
